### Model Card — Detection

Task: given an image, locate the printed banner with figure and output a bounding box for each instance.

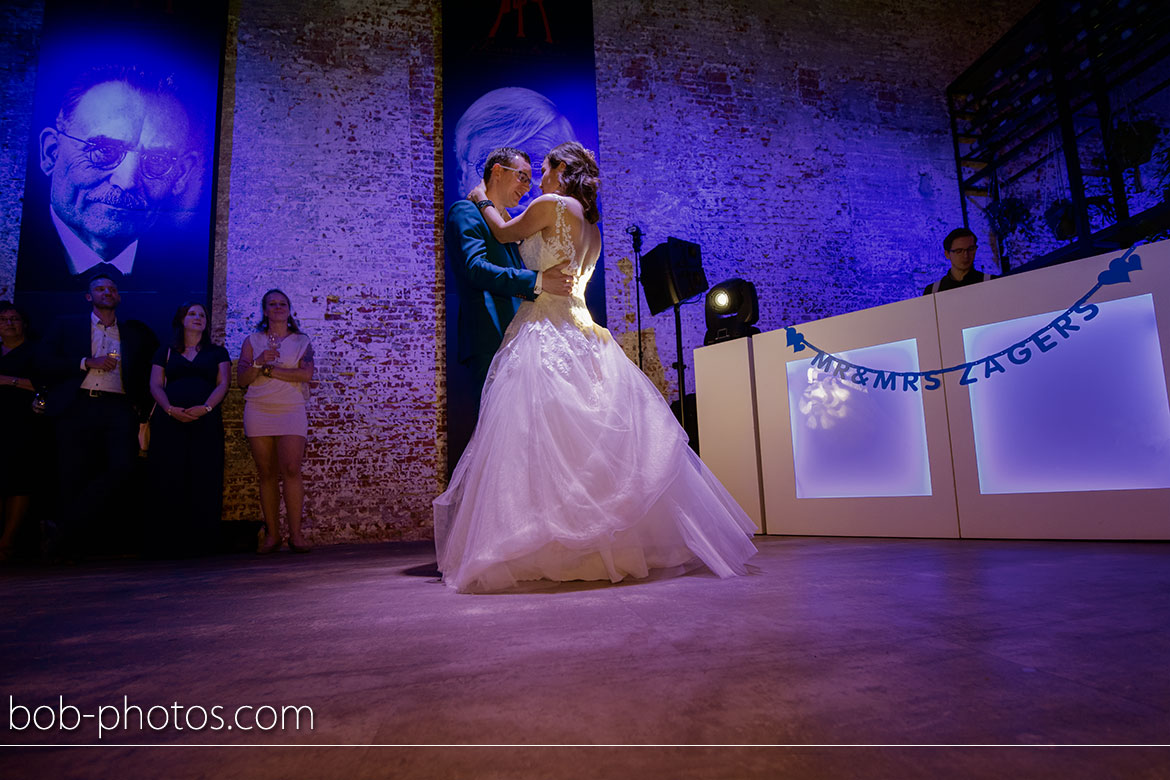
[442,0,604,474]
[14,0,227,339]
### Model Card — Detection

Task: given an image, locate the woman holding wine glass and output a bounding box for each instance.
[237,289,315,554]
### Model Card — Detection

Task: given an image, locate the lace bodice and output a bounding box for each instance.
[518,195,596,305]
[503,194,604,354]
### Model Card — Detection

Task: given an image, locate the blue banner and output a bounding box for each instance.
[786,245,1145,391]
[14,0,227,339]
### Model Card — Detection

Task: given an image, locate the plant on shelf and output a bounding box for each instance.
[1112,119,1161,169]
[1044,198,1077,240]
[985,195,1031,237]
[982,195,1032,271]
[1113,119,1164,193]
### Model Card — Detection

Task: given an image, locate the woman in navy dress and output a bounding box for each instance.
[147,302,230,555]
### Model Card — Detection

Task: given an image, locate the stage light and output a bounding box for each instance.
[704,278,760,345]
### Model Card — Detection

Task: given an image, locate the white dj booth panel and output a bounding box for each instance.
[693,239,1170,540]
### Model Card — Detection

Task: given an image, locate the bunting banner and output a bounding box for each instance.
[785,244,1145,391]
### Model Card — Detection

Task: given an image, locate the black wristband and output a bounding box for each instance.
[475,199,494,211]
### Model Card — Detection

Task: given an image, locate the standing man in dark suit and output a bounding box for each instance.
[37,274,158,558]
[444,146,573,474]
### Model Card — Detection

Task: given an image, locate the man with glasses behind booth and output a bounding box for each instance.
[15,64,204,332]
[924,228,994,296]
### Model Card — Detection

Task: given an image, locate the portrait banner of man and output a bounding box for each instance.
[14,0,227,339]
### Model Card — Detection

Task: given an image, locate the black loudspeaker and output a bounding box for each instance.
[640,238,708,315]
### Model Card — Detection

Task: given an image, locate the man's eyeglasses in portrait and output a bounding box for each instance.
[56,129,181,180]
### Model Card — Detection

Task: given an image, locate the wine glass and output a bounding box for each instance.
[265,332,279,367]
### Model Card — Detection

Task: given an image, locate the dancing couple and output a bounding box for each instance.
[436,141,757,593]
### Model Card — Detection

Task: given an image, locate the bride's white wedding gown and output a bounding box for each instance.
[434,196,757,592]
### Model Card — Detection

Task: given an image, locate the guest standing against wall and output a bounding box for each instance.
[0,303,40,561]
[237,289,314,554]
[35,274,157,560]
[147,302,230,556]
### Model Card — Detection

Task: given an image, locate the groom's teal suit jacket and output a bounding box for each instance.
[446,200,538,364]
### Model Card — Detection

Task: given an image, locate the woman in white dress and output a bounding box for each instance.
[434,141,756,593]
[237,289,315,554]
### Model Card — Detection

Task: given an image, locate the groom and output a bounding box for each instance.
[445,146,572,475]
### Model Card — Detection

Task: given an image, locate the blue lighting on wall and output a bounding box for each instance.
[963,293,1170,494]
[787,338,932,498]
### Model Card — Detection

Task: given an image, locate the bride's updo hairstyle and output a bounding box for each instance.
[546,141,600,224]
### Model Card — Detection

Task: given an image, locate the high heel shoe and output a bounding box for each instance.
[288,537,312,554]
[257,535,282,554]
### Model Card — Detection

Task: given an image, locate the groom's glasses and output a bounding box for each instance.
[498,165,532,187]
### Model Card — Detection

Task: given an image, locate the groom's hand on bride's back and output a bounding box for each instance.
[542,261,574,296]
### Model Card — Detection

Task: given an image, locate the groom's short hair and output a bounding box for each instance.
[483,147,529,185]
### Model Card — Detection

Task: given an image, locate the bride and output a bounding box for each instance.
[434,141,757,593]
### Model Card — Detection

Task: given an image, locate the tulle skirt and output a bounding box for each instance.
[434,304,757,593]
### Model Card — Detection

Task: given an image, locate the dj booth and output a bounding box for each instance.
[694,239,1170,539]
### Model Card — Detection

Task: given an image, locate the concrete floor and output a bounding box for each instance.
[2,536,1169,778]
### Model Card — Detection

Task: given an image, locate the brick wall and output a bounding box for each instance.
[219,0,441,541]
[0,0,43,301]
[0,0,1030,543]
[593,0,1029,397]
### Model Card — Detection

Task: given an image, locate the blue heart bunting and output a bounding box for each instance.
[1097,247,1142,286]
[782,242,1143,391]
[786,327,806,353]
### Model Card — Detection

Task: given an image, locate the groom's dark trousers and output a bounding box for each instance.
[444,200,538,476]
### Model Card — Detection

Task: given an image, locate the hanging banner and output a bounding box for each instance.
[13,0,226,338]
[443,0,604,473]
[786,244,1145,390]
[442,0,603,325]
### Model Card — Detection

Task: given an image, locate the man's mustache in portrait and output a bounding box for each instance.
[90,186,149,211]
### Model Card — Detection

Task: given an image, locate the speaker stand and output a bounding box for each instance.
[670,301,687,430]
[626,225,645,371]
